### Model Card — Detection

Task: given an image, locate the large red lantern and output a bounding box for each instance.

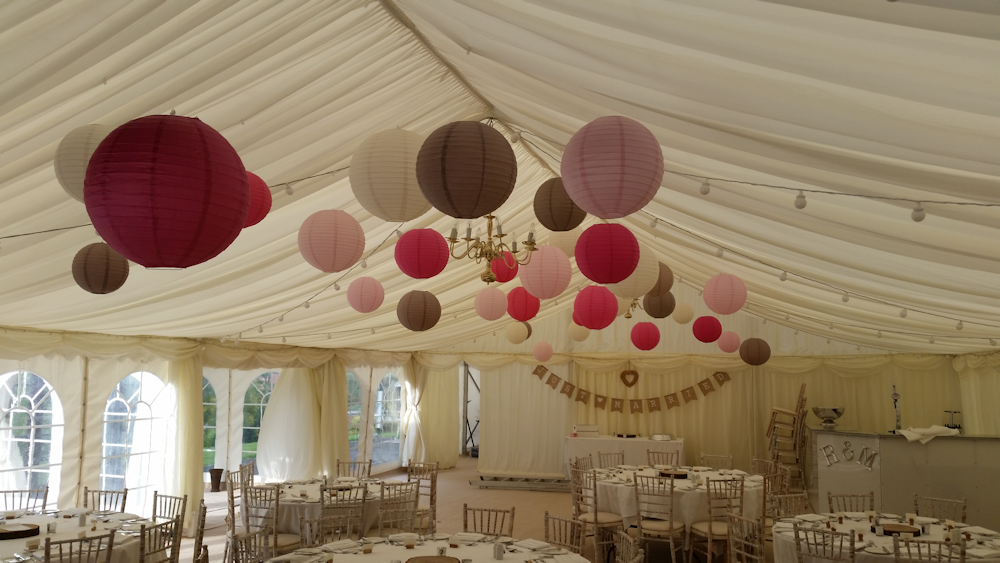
[490,251,519,283]
[703,274,747,315]
[84,115,250,268]
[575,224,639,284]
[631,322,660,351]
[693,316,723,343]
[395,229,448,279]
[507,287,540,322]
[573,285,618,330]
[244,172,272,227]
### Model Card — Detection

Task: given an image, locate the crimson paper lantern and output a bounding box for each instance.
[573,285,618,330]
[397,290,441,332]
[475,287,507,321]
[244,172,271,227]
[533,342,554,362]
[703,274,747,315]
[575,224,639,284]
[561,116,664,219]
[534,178,586,232]
[643,292,675,319]
[84,115,249,268]
[72,243,129,294]
[395,229,448,279]
[416,121,517,219]
[718,331,741,353]
[507,287,540,322]
[298,210,365,273]
[631,322,660,351]
[519,245,571,299]
[740,338,771,366]
[648,263,674,296]
[693,316,723,343]
[347,277,384,313]
[490,251,519,283]
[572,310,584,326]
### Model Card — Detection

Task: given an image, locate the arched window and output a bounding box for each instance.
[101,371,174,514]
[0,371,64,494]
[242,372,278,472]
[202,378,216,472]
[372,372,402,467]
[346,372,362,461]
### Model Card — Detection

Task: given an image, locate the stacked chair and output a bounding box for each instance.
[407,460,439,535]
[766,383,808,491]
[224,460,258,563]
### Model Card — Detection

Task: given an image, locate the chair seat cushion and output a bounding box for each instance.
[579,512,623,524]
[634,518,684,538]
[276,533,300,548]
[691,521,729,537]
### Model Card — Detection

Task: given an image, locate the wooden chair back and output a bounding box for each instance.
[337,459,372,479]
[0,486,48,512]
[793,523,856,563]
[598,451,624,468]
[827,491,874,512]
[894,537,965,563]
[138,518,181,563]
[770,492,811,520]
[914,495,967,523]
[82,487,127,512]
[407,460,438,534]
[752,458,776,476]
[44,530,115,563]
[230,529,268,563]
[463,503,515,537]
[634,475,676,525]
[706,476,745,519]
[729,512,766,563]
[647,450,679,466]
[299,512,356,547]
[700,453,734,470]
[544,510,584,554]
[152,491,187,522]
[378,507,416,536]
[572,455,593,471]
[243,485,280,557]
[192,499,208,563]
[614,528,640,563]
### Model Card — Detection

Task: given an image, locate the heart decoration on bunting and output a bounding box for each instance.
[620,370,639,387]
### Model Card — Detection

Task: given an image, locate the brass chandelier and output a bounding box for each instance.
[447,214,537,283]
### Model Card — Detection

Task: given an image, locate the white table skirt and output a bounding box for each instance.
[564,435,685,475]
[0,513,141,563]
[265,535,589,562]
[272,481,389,536]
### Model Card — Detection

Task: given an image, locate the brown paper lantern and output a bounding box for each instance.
[643,292,675,319]
[416,121,517,219]
[648,263,674,296]
[533,178,586,232]
[740,338,771,366]
[397,290,441,332]
[72,243,129,294]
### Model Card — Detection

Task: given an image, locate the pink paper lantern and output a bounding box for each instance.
[573,285,618,330]
[561,116,664,219]
[575,224,639,284]
[631,322,660,351]
[475,287,508,321]
[244,172,272,227]
[395,229,448,279]
[693,316,723,343]
[533,342,554,363]
[347,277,384,313]
[519,245,571,299]
[298,210,365,273]
[703,274,748,315]
[490,251,518,283]
[507,287,540,322]
[718,331,741,353]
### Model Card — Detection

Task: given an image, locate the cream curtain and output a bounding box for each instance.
[257,368,323,482]
[162,357,205,535]
[401,359,460,469]
[953,353,1000,435]
[316,358,351,477]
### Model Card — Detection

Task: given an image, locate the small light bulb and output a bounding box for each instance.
[715,248,723,258]
[278,315,284,322]
[784,313,790,321]
[303,301,310,309]
[361,259,367,268]
[779,271,787,282]
[510,132,521,143]
[762,318,767,325]
[956,321,963,330]
[284,185,293,196]
[453,313,459,319]
[794,191,807,209]
[841,292,850,303]
[899,308,908,318]
[395,229,402,238]
[929,336,935,344]
[794,329,799,335]
[282,337,286,343]
[829,322,834,330]
[991,339,996,347]
[327,333,332,339]
[234,338,239,345]
[856,345,861,351]
[826,339,831,344]
[911,202,926,222]
[257,327,263,334]
[877,331,883,338]
[699,181,710,195]
[334,283,341,291]
[371,328,375,335]
[649,218,658,228]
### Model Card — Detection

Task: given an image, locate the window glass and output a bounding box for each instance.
[242,371,278,473]
[0,371,64,495]
[372,372,402,467]
[346,372,362,462]
[202,377,216,472]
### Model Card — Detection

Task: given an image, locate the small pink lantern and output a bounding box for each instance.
[573,285,618,330]
[693,316,723,343]
[575,223,639,284]
[718,331,741,353]
[631,322,660,351]
[395,228,448,279]
[475,287,507,321]
[519,245,571,299]
[507,287,540,322]
[533,341,554,363]
[298,210,365,273]
[703,273,747,315]
[347,277,384,313]
[490,251,518,283]
[561,116,664,219]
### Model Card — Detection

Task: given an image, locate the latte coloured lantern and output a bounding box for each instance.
[569,323,590,342]
[672,302,694,324]
[534,177,586,232]
[740,338,771,366]
[575,223,639,284]
[55,124,113,203]
[608,244,658,299]
[397,290,441,332]
[72,243,129,294]
[505,322,530,344]
[648,263,674,296]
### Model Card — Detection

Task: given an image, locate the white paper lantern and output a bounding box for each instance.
[475,287,507,321]
[505,322,530,344]
[616,295,632,317]
[55,124,113,202]
[350,129,431,221]
[608,244,658,299]
[519,245,571,299]
[546,228,581,258]
[672,302,694,324]
[569,323,590,342]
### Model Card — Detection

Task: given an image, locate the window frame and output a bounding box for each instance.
[0,370,64,493]
[241,371,278,473]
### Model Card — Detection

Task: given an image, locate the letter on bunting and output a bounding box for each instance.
[576,389,590,404]
[665,393,680,409]
[713,371,731,386]
[546,373,560,389]
[560,382,576,397]
[595,395,608,409]
[611,398,624,413]
[681,387,698,403]
[647,397,661,412]
[698,378,715,395]
[533,365,548,378]
[630,399,643,414]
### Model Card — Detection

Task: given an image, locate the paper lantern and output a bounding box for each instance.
[72,243,129,294]
[85,115,249,268]
[350,129,430,221]
[55,124,114,202]
[475,287,507,321]
[546,228,580,258]
[574,285,618,330]
[505,322,530,344]
[395,229,448,279]
[740,338,772,366]
[534,177,586,232]
[608,244,658,299]
[525,322,533,339]
[616,296,632,317]
[244,172,272,227]
[572,310,584,326]
[533,342,554,362]
[507,287,540,321]
[561,116,664,219]
[397,290,441,331]
[693,316,723,343]
[718,331,741,354]
[575,224,639,284]
[569,323,590,342]
[415,121,517,219]
[631,322,660,351]
[672,302,694,324]
[643,292,676,319]
[347,277,384,313]
[298,210,365,272]
[703,274,747,315]
[648,263,674,296]
[490,251,519,283]
[519,245,571,300]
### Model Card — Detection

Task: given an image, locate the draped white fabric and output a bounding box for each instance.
[401,359,460,468]
[953,353,1000,435]
[257,368,323,482]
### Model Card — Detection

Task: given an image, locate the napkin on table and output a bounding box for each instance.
[321,539,358,552]
[513,539,551,551]
[899,425,959,444]
[553,554,590,563]
[966,548,1000,559]
[451,532,486,543]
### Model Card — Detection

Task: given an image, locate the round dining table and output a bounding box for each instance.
[0,509,143,563]
[273,477,407,536]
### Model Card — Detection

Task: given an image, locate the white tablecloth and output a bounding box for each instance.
[0,512,141,563]
[594,468,764,530]
[264,534,589,562]
[273,480,395,536]
[773,514,1000,563]
[564,435,685,475]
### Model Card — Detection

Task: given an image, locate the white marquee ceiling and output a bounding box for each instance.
[1,0,998,355]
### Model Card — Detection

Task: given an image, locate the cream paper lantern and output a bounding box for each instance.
[569,322,590,342]
[505,322,530,344]
[616,295,632,317]
[607,244,658,299]
[350,129,431,221]
[546,228,581,258]
[672,302,695,324]
[55,124,113,202]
